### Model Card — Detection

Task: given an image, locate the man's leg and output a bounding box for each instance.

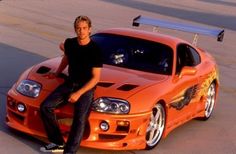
[40,83,71,145]
[63,88,95,154]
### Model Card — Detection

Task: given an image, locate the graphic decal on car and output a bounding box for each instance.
[199,70,218,98]
[170,85,198,110]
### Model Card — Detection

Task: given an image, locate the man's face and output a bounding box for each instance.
[75,21,91,40]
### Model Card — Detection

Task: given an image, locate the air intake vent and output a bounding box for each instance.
[117,84,138,91]
[36,66,51,74]
[97,82,114,87]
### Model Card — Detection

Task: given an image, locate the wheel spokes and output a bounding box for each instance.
[148,129,155,142]
[146,104,165,147]
[154,111,160,122]
[205,84,215,118]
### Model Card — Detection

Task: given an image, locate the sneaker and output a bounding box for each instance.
[40,143,64,153]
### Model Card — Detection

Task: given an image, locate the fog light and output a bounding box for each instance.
[100,121,109,131]
[117,120,130,126]
[8,101,15,107]
[17,103,26,112]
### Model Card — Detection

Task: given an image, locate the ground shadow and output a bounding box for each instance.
[0,42,47,152]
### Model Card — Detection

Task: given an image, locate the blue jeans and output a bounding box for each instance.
[40,82,95,154]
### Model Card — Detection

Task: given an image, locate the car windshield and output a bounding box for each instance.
[92,33,173,75]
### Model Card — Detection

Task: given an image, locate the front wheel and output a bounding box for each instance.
[202,83,216,120]
[145,103,165,149]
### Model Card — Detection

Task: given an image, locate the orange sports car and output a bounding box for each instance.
[6,16,224,150]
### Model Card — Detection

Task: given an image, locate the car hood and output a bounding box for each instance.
[95,65,168,99]
[27,57,168,99]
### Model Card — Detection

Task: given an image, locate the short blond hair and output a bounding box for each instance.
[74,15,92,30]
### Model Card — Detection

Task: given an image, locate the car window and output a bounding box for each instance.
[189,46,201,65]
[92,33,173,75]
[176,44,201,74]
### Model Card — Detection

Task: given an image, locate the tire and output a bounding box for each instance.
[202,83,216,120]
[145,103,165,150]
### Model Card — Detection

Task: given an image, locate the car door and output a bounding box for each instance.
[169,43,202,123]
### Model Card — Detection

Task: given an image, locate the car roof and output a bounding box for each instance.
[95,28,189,49]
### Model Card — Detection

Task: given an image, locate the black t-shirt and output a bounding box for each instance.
[64,37,103,88]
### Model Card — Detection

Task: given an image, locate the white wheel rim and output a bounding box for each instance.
[146,104,165,147]
[205,84,216,118]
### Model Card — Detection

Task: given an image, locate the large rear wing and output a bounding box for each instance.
[132,15,224,45]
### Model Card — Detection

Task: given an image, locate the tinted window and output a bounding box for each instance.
[189,46,201,65]
[176,44,201,74]
[92,33,173,75]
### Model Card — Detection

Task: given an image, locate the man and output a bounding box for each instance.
[40,15,103,154]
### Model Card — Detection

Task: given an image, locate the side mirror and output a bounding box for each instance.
[179,66,197,78]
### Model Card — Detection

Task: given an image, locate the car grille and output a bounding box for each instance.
[98,134,126,141]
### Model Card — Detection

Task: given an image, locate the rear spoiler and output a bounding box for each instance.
[133,15,224,45]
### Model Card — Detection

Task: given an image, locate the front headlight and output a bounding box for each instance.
[92,97,130,114]
[16,80,41,98]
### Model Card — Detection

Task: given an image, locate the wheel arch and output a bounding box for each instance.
[211,79,220,111]
[156,99,168,133]
[156,99,166,111]
[212,78,219,99]
[145,99,167,150]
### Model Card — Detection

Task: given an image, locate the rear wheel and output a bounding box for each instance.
[145,103,165,149]
[203,83,216,120]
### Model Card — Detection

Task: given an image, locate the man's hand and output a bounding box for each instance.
[68,91,82,103]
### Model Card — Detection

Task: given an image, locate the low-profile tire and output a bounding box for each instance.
[201,83,216,120]
[145,103,165,150]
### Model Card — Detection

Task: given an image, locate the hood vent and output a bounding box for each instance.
[97,82,114,88]
[36,66,51,74]
[117,84,139,91]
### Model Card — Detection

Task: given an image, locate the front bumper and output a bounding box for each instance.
[6,90,151,150]
[80,111,151,150]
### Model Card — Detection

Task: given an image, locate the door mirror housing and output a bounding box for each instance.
[179,66,197,78]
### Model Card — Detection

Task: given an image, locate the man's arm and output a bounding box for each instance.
[68,67,101,103]
[56,42,68,75]
[55,55,68,76]
[59,42,65,52]
[45,41,68,78]
[44,55,68,79]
